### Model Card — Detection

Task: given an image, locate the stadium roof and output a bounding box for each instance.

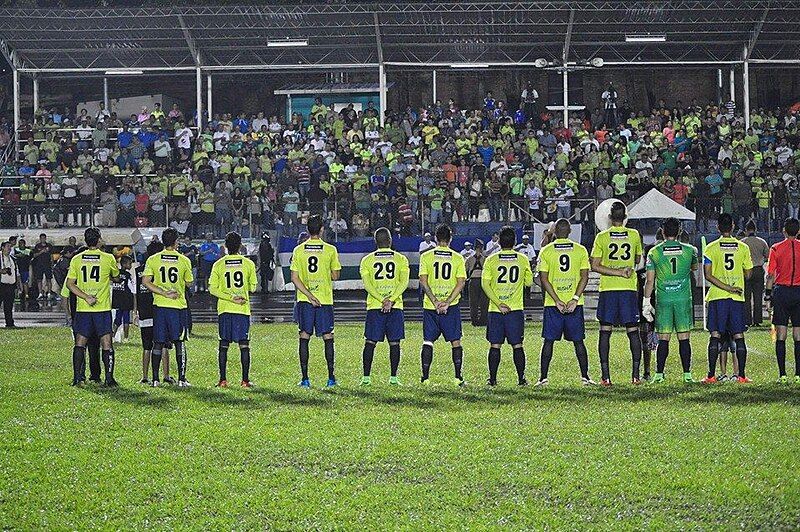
[0,1,798,75]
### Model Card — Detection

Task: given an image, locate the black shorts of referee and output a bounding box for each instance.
[772,285,800,327]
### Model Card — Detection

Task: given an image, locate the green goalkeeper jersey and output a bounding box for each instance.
[645,239,698,303]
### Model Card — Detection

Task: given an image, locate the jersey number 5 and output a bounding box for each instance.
[724,253,734,271]
[374,261,395,280]
[80,265,100,283]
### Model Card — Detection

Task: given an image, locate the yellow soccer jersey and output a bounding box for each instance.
[418,245,467,311]
[359,248,410,311]
[481,250,533,312]
[66,249,119,313]
[703,236,753,302]
[143,250,194,309]
[290,238,342,305]
[209,254,257,316]
[591,226,643,291]
[538,238,590,307]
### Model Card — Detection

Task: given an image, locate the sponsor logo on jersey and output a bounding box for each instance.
[81,253,100,263]
[553,243,574,250]
[662,245,684,255]
[160,254,179,263]
[374,251,394,258]
[434,250,453,257]
[720,242,739,250]
[304,244,324,251]
[499,253,518,260]
[225,258,243,266]
[609,231,629,239]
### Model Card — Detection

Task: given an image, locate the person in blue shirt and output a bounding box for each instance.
[117,126,133,149]
[705,169,724,197]
[477,140,495,167]
[198,233,221,293]
[674,130,691,155]
[18,163,35,177]
[483,91,496,111]
[137,128,158,148]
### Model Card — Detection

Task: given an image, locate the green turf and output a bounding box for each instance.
[1,323,799,530]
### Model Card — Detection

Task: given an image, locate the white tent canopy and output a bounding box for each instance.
[626,189,696,221]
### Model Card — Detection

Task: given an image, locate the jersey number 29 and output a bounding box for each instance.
[374,261,395,279]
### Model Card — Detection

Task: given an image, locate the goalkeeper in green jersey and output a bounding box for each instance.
[641,218,699,383]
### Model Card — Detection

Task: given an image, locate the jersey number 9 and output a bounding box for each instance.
[559,254,570,272]
[374,261,395,280]
[224,270,244,289]
[497,265,519,283]
[159,266,179,284]
[80,265,100,283]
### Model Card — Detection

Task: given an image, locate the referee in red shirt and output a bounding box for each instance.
[765,217,800,383]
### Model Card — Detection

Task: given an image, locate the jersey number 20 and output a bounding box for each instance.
[497,265,519,283]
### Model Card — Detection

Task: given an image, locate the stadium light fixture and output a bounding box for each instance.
[450,63,490,69]
[534,58,549,68]
[267,39,309,48]
[625,34,666,43]
[590,57,604,68]
[104,69,144,75]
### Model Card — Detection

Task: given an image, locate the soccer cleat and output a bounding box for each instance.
[216,379,228,388]
[88,377,102,384]
[420,378,431,386]
[795,375,800,384]
[104,379,118,388]
[326,378,337,387]
[454,378,466,387]
[778,375,789,384]
[650,374,665,384]
[71,378,85,387]
[683,373,695,383]
[534,378,549,387]
[518,379,529,386]
[700,376,718,384]
[298,378,311,388]
[717,374,729,382]
[600,379,613,387]
[164,376,177,385]
[151,380,160,388]
[736,376,752,384]
[177,380,191,388]
[360,376,372,386]
[241,380,253,388]
[389,376,401,386]
[581,377,597,386]
[486,379,497,387]
[139,378,150,385]
[631,378,643,385]
[642,373,651,382]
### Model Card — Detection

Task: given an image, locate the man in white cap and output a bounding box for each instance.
[515,234,537,299]
[460,241,475,261]
[419,232,436,255]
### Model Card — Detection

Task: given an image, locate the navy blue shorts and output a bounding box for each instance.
[73,311,112,339]
[423,306,462,342]
[19,270,29,284]
[543,306,586,341]
[219,312,250,342]
[153,306,188,343]
[297,302,334,337]
[486,310,525,345]
[113,309,131,326]
[707,299,747,335]
[596,291,640,326]
[364,309,405,343]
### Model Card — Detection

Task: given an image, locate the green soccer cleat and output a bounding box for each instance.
[795,375,800,384]
[651,373,665,384]
[683,373,695,383]
[778,375,789,384]
[420,378,431,386]
[389,376,401,386]
[454,378,466,387]
[360,376,371,386]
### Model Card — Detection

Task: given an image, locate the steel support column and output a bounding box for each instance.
[432,69,437,102]
[195,65,202,131]
[12,67,19,139]
[207,74,213,120]
[717,69,723,104]
[103,77,109,110]
[378,63,387,126]
[32,76,39,117]
[562,68,569,126]
[743,45,751,130]
[729,67,735,104]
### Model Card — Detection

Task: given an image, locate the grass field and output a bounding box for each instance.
[1,322,799,530]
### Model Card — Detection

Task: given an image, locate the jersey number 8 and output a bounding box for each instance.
[307,256,319,273]
[497,265,519,283]
[374,261,395,280]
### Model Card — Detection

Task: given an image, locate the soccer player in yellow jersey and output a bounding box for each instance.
[66,228,120,386]
[143,228,194,387]
[590,201,644,386]
[290,215,342,388]
[702,213,753,383]
[537,219,594,385]
[358,228,410,386]
[481,227,533,386]
[209,232,257,388]
[418,224,468,386]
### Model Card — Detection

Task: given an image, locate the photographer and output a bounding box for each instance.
[602,82,619,129]
[258,233,275,294]
[0,241,21,328]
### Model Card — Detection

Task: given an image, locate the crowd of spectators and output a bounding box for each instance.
[1,88,799,240]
